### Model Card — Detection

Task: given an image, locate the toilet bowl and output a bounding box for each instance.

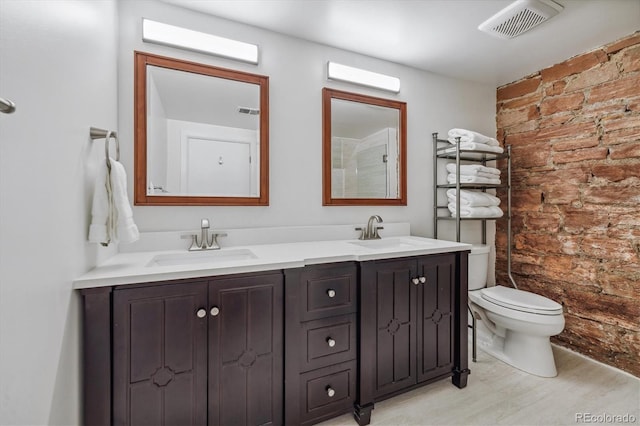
[467,245,565,377]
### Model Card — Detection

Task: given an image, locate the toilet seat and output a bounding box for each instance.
[480,286,563,316]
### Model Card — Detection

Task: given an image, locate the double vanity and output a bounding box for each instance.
[75,223,471,426]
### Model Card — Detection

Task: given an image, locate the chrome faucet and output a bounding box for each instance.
[182,218,227,250]
[356,215,384,240]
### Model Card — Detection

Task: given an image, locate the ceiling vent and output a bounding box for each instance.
[478,0,563,39]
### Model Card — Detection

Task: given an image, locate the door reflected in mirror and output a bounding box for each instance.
[134,52,269,206]
[322,88,407,206]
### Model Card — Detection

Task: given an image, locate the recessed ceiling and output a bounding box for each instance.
[161,0,640,87]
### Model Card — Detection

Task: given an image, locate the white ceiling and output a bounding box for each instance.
[162,0,640,87]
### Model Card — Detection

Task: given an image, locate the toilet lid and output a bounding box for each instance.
[480,286,563,315]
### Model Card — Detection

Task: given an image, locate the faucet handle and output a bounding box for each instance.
[355,227,366,240]
[372,226,384,239]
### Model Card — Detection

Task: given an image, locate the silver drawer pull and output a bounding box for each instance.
[327,289,336,298]
[419,276,427,284]
[412,278,420,285]
[327,338,336,347]
[210,306,220,316]
[326,386,335,397]
[196,308,206,318]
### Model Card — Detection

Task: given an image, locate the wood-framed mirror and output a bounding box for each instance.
[322,88,407,206]
[134,51,269,206]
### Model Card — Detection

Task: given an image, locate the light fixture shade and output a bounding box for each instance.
[142,19,259,64]
[327,62,400,93]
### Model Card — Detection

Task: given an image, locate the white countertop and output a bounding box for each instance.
[74,235,471,289]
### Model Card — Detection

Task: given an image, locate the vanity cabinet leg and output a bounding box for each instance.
[353,403,374,426]
[452,368,471,388]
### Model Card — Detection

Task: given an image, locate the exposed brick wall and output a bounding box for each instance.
[495,32,640,377]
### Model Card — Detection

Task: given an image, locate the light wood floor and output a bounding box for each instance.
[320,344,640,426]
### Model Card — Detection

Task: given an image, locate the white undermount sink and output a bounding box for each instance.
[147,248,257,267]
[348,237,428,250]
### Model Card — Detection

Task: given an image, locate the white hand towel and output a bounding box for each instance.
[448,128,499,146]
[88,162,115,245]
[446,189,501,207]
[448,204,504,218]
[446,163,501,176]
[447,174,501,185]
[443,142,504,154]
[109,159,139,244]
[88,159,139,245]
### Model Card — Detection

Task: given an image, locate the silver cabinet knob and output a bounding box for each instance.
[327,289,336,298]
[196,308,206,318]
[326,387,335,397]
[412,278,420,285]
[210,306,220,316]
[327,338,336,348]
[419,276,427,284]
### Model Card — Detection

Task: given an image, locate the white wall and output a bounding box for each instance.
[0,1,118,424]
[119,1,496,237]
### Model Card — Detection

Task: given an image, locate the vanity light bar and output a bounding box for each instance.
[327,62,400,93]
[142,19,259,64]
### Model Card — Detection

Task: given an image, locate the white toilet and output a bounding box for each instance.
[468,245,565,377]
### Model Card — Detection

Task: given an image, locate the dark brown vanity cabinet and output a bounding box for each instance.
[355,252,469,425]
[284,263,359,425]
[82,271,283,426]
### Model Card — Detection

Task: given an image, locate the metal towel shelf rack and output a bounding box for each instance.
[90,127,120,170]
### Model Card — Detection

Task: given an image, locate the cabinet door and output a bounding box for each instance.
[362,258,417,399]
[417,254,455,382]
[113,281,209,426]
[208,273,283,426]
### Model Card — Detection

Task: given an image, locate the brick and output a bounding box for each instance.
[514,233,563,254]
[502,120,538,135]
[564,61,620,92]
[499,93,540,110]
[558,235,581,255]
[591,163,640,182]
[589,75,640,104]
[582,235,639,262]
[525,212,561,232]
[552,136,599,152]
[540,92,585,115]
[511,188,544,211]
[497,76,541,101]
[545,80,567,96]
[562,209,609,234]
[541,49,608,82]
[497,105,539,128]
[600,273,640,299]
[609,142,640,159]
[511,142,550,169]
[601,114,640,133]
[621,44,640,73]
[584,184,640,205]
[526,167,590,185]
[582,101,629,120]
[605,32,640,55]
[553,147,609,164]
[503,130,538,146]
[602,126,640,146]
[542,183,580,205]
[537,121,596,141]
[563,287,640,331]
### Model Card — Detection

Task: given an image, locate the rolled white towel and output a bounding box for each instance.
[448,204,504,218]
[446,163,501,176]
[446,189,501,207]
[448,128,499,146]
[443,142,504,154]
[447,174,501,185]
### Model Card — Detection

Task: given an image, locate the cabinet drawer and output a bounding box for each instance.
[301,263,357,321]
[301,314,356,372]
[300,361,357,424]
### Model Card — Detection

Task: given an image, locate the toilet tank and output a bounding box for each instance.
[468,244,490,290]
